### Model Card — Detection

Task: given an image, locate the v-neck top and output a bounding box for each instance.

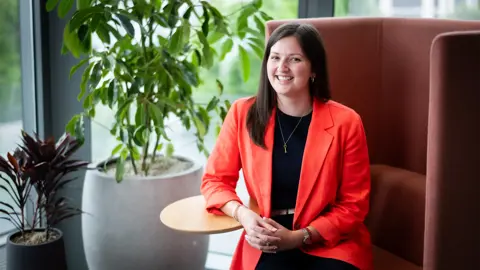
[271,109,312,210]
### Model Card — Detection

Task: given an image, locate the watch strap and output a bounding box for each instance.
[301,228,312,245]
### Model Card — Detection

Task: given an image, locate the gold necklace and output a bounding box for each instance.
[277,112,304,154]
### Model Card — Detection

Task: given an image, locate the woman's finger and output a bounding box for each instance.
[245,235,278,251]
[251,227,281,243]
[252,226,278,237]
[262,217,283,229]
[259,218,278,232]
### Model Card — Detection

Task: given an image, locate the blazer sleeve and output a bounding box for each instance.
[200,99,243,215]
[310,113,371,247]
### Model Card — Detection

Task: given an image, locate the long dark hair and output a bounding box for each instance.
[246,22,331,148]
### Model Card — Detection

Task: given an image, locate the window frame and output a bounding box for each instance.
[7,0,335,267]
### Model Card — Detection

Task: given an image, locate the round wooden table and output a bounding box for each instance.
[160,195,259,234]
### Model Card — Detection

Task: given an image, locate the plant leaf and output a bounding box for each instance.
[220,38,233,60]
[148,102,164,121]
[193,116,206,138]
[216,79,223,95]
[77,0,91,9]
[169,26,183,54]
[115,156,125,183]
[197,30,213,68]
[201,6,209,37]
[260,11,273,21]
[254,15,265,37]
[206,96,220,112]
[63,24,84,58]
[58,0,75,18]
[166,143,174,157]
[238,45,250,82]
[69,5,105,31]
[116,14,135,38]
[46,0,60,12]
[207,31,223,44]
[252,0,263,9]
[69,58,89,79]
[247,42,264,59]
[111,144,123,156]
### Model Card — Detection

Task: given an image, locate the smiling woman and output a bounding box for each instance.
[202,22,372,270]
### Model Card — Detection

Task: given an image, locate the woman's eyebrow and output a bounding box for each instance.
[270,51,304,57]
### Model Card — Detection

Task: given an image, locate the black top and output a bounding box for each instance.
[271,109,312,210]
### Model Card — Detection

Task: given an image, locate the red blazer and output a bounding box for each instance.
[201,97,373,270]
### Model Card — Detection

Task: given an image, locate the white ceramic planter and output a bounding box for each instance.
[82,157,208,270]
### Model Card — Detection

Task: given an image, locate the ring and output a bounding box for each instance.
[266,242,270,246]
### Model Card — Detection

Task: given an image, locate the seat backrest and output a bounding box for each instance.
[266,17,480,175]
[425,30,480,270]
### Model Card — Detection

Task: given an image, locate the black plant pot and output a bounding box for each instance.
[6,228,68,270]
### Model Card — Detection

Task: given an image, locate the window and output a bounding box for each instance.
[335,0,480,19]
[0,0,22,236]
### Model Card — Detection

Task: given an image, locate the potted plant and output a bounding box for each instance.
[0,131,89,270]
[46,0,271,269]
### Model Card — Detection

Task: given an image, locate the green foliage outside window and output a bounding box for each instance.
[448,4,480,20]
[0,0,21,122]
[194,0,299,101]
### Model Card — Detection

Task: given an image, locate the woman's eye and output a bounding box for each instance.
[291,58,301,62]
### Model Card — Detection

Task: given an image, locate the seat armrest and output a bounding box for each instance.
[366,164,426,267]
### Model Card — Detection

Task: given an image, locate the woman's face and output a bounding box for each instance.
[267,36,313,98]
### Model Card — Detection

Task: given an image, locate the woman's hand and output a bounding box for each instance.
[237,207,281,253]
[262,217,304,252]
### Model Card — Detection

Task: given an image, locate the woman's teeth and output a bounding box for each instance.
[276,75,293,81]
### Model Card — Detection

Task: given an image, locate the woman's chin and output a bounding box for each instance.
[273,88,296,97]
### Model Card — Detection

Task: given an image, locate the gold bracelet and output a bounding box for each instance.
[232,204,243,221]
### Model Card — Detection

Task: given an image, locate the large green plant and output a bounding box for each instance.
[46,0,271,181]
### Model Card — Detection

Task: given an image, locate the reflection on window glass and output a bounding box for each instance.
[0,0,22,234]
[335,0,480,19]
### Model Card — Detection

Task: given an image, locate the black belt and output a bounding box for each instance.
[271,208,295,217]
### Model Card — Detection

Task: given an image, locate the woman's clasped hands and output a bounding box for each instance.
[236,206,303,253]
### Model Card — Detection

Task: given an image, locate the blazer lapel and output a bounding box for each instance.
[294,100,333,222]
[250,108,276,217]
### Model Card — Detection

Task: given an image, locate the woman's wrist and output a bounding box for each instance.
[235,205,249,223]
[221,200,242,218]
[291,229,305,248]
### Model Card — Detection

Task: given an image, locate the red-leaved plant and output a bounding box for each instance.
[0,131,89,243]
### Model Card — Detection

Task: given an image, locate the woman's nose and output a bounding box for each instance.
[278,60,289,71]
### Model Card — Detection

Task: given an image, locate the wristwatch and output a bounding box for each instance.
[301,228,312,245]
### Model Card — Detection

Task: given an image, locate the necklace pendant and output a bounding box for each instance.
[283,144,287,153]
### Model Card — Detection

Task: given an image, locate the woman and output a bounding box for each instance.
[200,22,372,270]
